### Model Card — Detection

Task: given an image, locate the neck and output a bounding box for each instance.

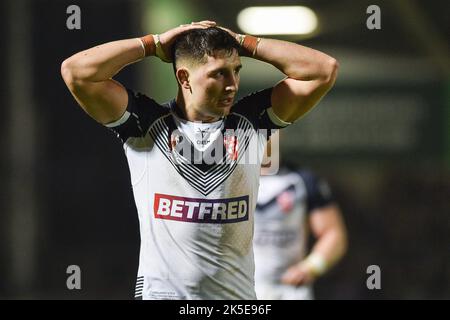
[176,92,221,123]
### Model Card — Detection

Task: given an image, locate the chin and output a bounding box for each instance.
[219,107,232,117]
[207,106,228,118]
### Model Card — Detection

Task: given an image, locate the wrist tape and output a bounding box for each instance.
[304,253,328,276]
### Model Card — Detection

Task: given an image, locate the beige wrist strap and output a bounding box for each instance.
[304,252,328,276]
[153,34,172,62]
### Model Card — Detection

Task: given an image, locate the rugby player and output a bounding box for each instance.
[61,21,338,299]
[254,163,348,299]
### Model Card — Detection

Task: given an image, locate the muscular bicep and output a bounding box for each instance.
[65,77,128,125]
[271,77,334,123]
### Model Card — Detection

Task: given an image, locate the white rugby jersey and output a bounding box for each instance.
[105,88,289,300]
[254,168,333,299]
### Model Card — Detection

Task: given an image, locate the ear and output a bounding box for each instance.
[176,68,190,90]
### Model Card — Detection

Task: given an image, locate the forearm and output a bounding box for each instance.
[254,38,338,82]
[281,224,347,285]
[61,38,144,83]
[310,228,348,269]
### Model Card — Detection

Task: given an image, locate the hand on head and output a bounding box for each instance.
[158,21,217,61]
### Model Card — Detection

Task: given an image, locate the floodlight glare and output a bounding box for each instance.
[237,6,318,35]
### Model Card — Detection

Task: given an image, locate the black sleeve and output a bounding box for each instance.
[231,87,291,130]
[298,170,334,213]
[105,88,170,143]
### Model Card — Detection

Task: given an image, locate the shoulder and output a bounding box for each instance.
[231,88,291,130]
[125,88,171,114]
[295,169,334,210]
[296,169,319,186]
[106,88,172,142]
[232,88,273,112]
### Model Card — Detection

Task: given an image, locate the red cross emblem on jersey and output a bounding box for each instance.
[223,133,238,161]
[277,191,295,213]
[169,132,183,151]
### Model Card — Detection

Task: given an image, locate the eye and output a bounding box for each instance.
[211,70,224,78]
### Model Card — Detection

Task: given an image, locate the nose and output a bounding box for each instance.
[225,73,239,92]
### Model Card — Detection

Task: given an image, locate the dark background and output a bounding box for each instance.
[1,0,449,299]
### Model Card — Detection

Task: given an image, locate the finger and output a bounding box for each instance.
[190,21,216,29]
[282,275,299,285]
[291,273,306,286]
[197,20,216,25]
[188,21,215,26]
[183,24,213,31]
[196,22,216,28]
[178,20,216,30]
[281,270,296,284]
[179,22,212,29]
[282,268,307,285]
[281,277,294,285]
[295,274,307,285]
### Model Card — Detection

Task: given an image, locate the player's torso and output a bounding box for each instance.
[253,172,309,283]
[125,111,266,299]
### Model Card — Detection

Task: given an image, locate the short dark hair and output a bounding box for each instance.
[172,27,240,69]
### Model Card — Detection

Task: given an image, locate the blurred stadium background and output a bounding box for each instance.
[0,0,448,299]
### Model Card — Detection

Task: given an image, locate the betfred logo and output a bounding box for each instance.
[154,193,249,224]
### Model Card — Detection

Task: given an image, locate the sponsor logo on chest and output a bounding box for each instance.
[154,193,249,223]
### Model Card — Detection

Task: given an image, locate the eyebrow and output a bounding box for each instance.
[208,64,243,74]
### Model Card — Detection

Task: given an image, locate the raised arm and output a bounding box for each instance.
[256,38,339,123]
[61,38,143,124]
[61,21,216,124]
[222,27,338,123]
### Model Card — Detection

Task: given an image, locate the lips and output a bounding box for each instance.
[219,96,234,105]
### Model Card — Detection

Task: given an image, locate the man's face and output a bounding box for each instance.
[186,49,242,120]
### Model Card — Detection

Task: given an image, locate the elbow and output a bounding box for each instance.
[61,58,87,91]
[61,58,76,87]
[322,58,339,87]
[328,58,339,84]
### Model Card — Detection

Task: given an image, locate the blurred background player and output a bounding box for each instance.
[254,143,348,299]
